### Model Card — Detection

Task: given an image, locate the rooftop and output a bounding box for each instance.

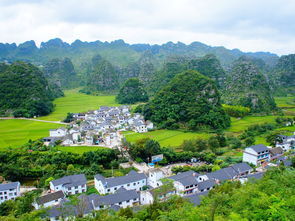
[51,174,87,188]
[0,182,20,191]
[36,191,65,205]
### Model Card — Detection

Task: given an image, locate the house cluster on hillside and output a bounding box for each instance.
[36,162,268,221]
[43,106,153,148]
[243,131,295,166]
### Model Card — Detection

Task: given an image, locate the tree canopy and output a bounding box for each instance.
[116,78,149,104]
[144,70,230,130]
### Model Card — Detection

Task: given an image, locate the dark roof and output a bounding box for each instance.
[206,167,238,181]
[269,147,283,155]
[197,179,216,191]
[94,170,146,188]
[36,191,65,205]
[169,170,199,186]
[0,182,20,191]
[51,174,87,188]
[184,192,208,206]
[247,144,269,153]
[92,188,139,207]
[245,172,265,182]
[231,163,252,174]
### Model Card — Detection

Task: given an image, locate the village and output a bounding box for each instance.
[1,128,294,220]
[42,106,154,148]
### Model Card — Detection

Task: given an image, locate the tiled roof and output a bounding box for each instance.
[0,182,20,191]
[51,174,87,188]
[36,191,65,205]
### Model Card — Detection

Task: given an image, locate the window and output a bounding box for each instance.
[142,180,144,183]
[107,189,110,192]
[137,182,139,184]
[14,192,17,196]
[133,183,136,186]
[68,187,71,190]
[133,198,137,201]
[127,200,130,203]
[119,202,122,205]
[127,184,130,187]
[114,187,117,191]
[75,186,78,189]
[75,191,78,194]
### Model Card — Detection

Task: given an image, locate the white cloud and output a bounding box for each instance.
[0,0,294,55]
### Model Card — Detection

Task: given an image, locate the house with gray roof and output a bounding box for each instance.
[276,133,295,152]
[184,191,208,206]
[243,144,270,166]
[197,179,216,192]
[94,170,147,194]
[92,188,140,210]
[168,170,200,195]
[50,174,87,195]
[33,190,65,209]
[0,182,20,204]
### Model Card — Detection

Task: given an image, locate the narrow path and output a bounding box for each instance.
[0,117,68,125]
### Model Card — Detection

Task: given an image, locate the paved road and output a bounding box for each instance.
[0,117,68,125]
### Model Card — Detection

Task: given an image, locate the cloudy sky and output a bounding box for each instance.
[0,0,294,55]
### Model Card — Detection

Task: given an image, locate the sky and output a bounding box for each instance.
[0,0,294,55]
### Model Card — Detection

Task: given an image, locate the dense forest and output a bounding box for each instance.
[143,70,230,130]
[116,78,149,104]
[0,62,58,117]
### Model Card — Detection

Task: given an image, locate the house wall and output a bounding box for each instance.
[0,185,20,204]
[50,182,87,195]
[243,152,258,166]
[140,191,154,205]
[148,171,164,188]
[95,178,147,195]
[93,197,140,210]
[50,129,66,137]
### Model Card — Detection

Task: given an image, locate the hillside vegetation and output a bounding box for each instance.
[0,62,56,117]
[144,70,230,130]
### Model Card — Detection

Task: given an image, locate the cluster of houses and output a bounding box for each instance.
[26,161,270,221]
[242,132,295,166]
[43,106,153,148]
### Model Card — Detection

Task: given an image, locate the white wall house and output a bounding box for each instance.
[50,174,87,195]
[135,123,148,133]
[140,188,176,205]
[94,170,147,195]
[168,171,200,196]
[49,128,67,137]
[0,182,20,204]
[147,168,164,188]
[33,191,65,209]
[92,188,140,210]
[276,134,295,151]
[243,144,270,166]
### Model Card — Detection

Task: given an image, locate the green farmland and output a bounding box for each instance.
[0,119,60,149]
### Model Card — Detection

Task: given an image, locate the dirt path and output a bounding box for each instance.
[0,117,68,125]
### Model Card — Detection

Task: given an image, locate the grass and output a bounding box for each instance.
[123,130,212,148]
[38,88,118,121]
[56,146,106,154]
[227,116,279,133]
[274,96,295,108]
[0,119,60,149]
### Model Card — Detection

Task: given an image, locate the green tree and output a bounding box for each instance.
[116,78,149,104]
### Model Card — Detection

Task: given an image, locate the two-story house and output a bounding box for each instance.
[50,174,87,195]
[33,190,65,209]
[94,170,147,194]
[243,144,270,166]
[0,182,20,204]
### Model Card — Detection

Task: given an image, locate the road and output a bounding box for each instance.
[0,117,68,125]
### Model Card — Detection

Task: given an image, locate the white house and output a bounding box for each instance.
[33,191,65,209]
[50,174,87,195]
[147,168,165,188]
[92,188,140,210]
[94,170,147,194]
[49,128,67,137]
[140,187,176,205]
[0,182,20,204]
[243,144,270,166]
[168,171,200,196]
[134,122,148,133]
[276,134,295,151]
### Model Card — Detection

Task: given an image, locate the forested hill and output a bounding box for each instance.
[0,38,278,71]
[0,62,57,117]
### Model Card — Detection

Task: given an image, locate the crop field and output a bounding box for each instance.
[56,146,106,154]
[38,89,118,121]
[123,130,212,148]
[274,96,295,108]
[0,119,60,149]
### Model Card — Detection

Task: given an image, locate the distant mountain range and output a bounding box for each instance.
[0,38,279,70]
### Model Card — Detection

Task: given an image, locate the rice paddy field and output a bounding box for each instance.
[38,88,118,121]
[0,119,60,150]
[56,146,106,154]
